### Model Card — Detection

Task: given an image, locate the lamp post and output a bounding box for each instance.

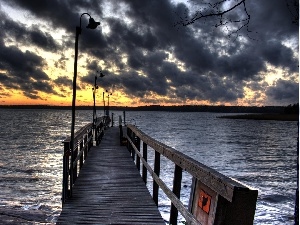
[92,71,105,128]
[103,91,105,116]
[70,13,100,196]
[106,90,112,116]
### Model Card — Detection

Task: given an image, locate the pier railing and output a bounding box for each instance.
[62,116,110,204]
[125,124,258,225]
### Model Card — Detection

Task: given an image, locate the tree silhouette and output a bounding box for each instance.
[175,0,298,38]
[174,0,251,39]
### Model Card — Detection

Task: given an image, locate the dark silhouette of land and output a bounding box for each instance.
[2,104,298,121]
[0,104,284,112]
[0,104,290,112]
[0,104,298,113]
[218,113,298,121]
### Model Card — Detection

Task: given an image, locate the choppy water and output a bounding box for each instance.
[0,109,297,224]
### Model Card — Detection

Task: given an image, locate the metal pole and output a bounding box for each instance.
[69,12,99,199]
[70,26,81,197]
[107,94,109,116]
[93,76,97,127]
[103,92,105,116]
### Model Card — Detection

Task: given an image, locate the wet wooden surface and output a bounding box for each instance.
[57,127,165,225]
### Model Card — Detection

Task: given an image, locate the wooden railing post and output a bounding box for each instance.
[170,165,183,225]
[123,110,126,125]
[119,125,123,145]
[127,127,131,153]
[131,133,136,161]
[99,121,104,143]
[135,136,141,171]
[88,129,93,151]
[62,141,70,204]
[73,145,78,183]
[153,151,160,206]
[94,125,97,146]
[79,140,84,169]
[84,134,88,160]
[142,142,147,184]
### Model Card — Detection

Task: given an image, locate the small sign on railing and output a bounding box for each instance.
[198,189,211,214]
[189,178,258,225]
[190,179,217,225]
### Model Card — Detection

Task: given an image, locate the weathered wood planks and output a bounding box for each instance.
[57,127,165,225]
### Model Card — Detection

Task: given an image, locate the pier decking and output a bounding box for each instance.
[58,116,258,225]
[57,127,165,224]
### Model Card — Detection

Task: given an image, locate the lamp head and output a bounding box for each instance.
[99,72,105,78]
[86,17,100,29]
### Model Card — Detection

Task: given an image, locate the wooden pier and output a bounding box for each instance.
[57,126,165,224]
[58,116,258,225]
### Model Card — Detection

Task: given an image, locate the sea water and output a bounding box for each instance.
[0,109,297,224]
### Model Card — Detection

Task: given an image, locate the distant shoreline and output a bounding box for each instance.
[0,104,290,114]
[218,113,298,121]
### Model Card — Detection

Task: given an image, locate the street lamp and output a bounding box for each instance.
[70,13,100,195]
[103,91,105,116]
[106,90,112,116]
[92,71,105,128]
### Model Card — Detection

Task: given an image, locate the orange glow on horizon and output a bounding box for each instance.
[0,90,263,107]
[0,76,277,107]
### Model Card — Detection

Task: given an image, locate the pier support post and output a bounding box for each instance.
[123,110,126,125]
[135,137,141,171]
[170,165,183,225]
[142,142,147,184]
[62,141,71,204]
[153,151,160,206]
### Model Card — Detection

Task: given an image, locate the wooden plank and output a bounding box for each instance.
[57,127,164,225]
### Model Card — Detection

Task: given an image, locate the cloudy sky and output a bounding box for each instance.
[0,0,298,106]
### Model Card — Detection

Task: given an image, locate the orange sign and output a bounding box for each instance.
[198,189,211,214]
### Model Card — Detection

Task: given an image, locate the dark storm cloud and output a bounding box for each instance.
[53,76,72,88]
[0,0,298,105]
[23,90,41,100]
[0,11,59,52]
[0,37,58,99]
[4,0,107,58]
[122,74,151,98]
[54,54,69,70]
[266,79,299,103]
[0,45,46,80]
[28,26,59,52]
[260,40,298,72]
[6,0,103,31]
[0,7,62,99]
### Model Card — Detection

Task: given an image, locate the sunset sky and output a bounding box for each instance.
[0,0,298,106]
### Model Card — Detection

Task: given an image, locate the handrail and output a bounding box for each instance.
[127,124,247,201]
[125,124,257,225]
[62,116,110,204]
[126,136,200,225]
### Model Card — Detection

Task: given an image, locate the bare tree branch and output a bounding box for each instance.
[175,0,298,40]
[174,0,252,39]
